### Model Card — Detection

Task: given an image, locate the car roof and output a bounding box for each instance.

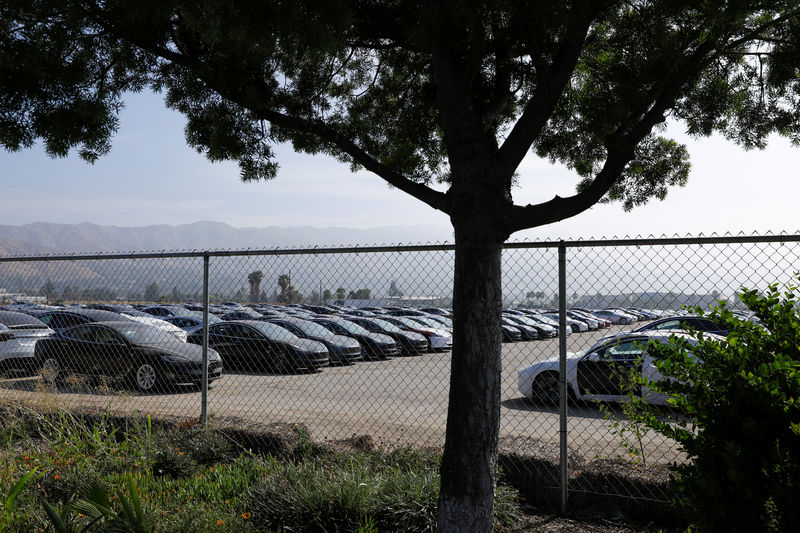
[0,310,49,328]
[41,309,132,321]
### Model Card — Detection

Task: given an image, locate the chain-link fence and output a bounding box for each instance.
[0,233,797,511]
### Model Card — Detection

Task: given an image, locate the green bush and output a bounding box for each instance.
[245,448,519,532]
[633,279,800,532]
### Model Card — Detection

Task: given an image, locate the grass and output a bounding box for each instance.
[0,402,520,532]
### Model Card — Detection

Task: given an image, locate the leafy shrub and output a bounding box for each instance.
[245,449,519,532]
[631,279,800,532]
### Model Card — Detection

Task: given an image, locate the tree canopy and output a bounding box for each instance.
[3,1,798,231]
[2,1,799,530]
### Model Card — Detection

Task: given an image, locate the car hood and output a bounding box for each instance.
[290,337,329,353]
[142,341,221,362]
[518,352,584,375]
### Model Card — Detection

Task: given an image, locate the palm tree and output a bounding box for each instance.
[247,270,264,303]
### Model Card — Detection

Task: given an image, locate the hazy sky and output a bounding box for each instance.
[2,90,799,241]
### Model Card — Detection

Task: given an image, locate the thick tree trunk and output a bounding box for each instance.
[437,220,504,532]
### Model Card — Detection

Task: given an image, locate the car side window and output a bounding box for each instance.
[65,325,99,342]
[606,340,645,361]
[654,320,680,330]
[210,324,232,336]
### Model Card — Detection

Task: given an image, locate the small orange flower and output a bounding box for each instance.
[241,512,252,520]
[53,475,60,480]
[179,452,184,456]
[217,519,223,526]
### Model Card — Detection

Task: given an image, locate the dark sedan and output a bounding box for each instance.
[634,315,729,336]
[187,320,329,373]
[344,316,428,355]
[311,317,398,360]
[34,321,223,392]
[267,317,362,365]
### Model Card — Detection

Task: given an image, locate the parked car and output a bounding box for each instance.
[517,331,718,405]
[266,317,362,364]
[591,309,636,325]
[504,313,557,338]
[164,313,223,332]
[0,311,54,374]
[310,317,399,360]
[141,305,190,318]
[342,316,428,355]
[634,315,729,336]
[379,316,453,351]
[501,317,538,341]
[35,321,223,392]
[188,320,329,372]
[26,309,137,331]
[219,307,268,321]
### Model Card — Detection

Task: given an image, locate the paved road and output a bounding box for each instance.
[0,324,681,463]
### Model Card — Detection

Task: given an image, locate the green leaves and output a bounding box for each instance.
[626,275,800,532]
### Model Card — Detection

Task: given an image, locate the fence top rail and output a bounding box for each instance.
[0,233,798,262]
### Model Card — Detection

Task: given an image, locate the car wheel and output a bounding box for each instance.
[40,357,61,384]
[532,372,562,406]
[133,363,160,392]
[620,317,629,325]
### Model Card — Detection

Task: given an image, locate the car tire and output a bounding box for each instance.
[531,372,560,405]
[133,363,160,392]
[620,317,629,325]
[40,357,62,384]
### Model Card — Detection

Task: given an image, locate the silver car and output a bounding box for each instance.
[0,311,55,374]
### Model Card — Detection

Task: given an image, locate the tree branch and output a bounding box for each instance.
[508,37,719,233]
[491,2,597,181]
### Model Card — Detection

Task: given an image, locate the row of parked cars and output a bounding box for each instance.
[0,299,675,394]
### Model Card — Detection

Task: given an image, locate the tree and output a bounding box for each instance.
[276,274,302,303]
[322,289,332,301]
[40,279,57,302]
[143,282,160,302]
[334,287,347,301]
[388,280,404,298]
[2,3,799,530]
[348,288,371,299]
[247,270,264,303]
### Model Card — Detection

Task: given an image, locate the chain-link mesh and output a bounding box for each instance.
[0,234,797,509]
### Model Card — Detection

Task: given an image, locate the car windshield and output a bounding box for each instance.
[289,320,335,337]
[327,320,371,335]
[367,318,403,333]
[249,321,300,341]
[116,324,174,345]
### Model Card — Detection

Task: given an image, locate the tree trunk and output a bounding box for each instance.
[437,220,504,532]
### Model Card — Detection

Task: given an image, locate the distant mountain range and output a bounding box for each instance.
[0,222,458,302]
[0,221,454,256]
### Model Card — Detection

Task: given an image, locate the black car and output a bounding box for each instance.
[634,315,729,336]
[141,305,190,318]
[187,320,329,372]
[267,317,362,365]
[311,317,399,360]
[34,321,223,392]
[344,316,428,355]
[27,309,137,331]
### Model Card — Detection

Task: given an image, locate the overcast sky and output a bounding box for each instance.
[2,90,799,242]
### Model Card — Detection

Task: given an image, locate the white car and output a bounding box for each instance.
[517,330,718,405]
[124,315,188,342]
[591,309,637,325]
[0,311,55,373]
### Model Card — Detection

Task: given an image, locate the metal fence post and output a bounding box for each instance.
[558,240,568,513]
[201,253,210,426]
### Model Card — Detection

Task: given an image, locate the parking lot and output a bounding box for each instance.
[0,323,682,463]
